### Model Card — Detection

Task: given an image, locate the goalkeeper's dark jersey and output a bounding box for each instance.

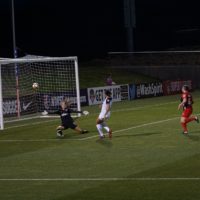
[52,108,81,127]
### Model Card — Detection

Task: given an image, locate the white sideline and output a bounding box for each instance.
[0,116,180,142]
[0,177,200,181]
[83,112,200,141]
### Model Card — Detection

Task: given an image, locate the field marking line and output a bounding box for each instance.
[82,112,200,141]
[0,177,200,181]
[0,116,180,142]
[80,116,180,141]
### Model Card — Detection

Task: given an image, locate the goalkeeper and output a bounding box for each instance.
[42,100,88,138]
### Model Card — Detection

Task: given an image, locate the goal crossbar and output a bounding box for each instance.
[0,56,78,65]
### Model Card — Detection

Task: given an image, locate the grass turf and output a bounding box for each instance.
[0,91,200,200]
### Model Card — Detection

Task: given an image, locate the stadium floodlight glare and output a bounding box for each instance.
[0,56,80,130]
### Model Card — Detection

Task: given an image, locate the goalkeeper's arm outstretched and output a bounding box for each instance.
[42,100,89,138]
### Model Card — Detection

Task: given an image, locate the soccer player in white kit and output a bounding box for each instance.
[96,90,112,139]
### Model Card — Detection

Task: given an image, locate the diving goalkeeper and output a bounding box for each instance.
[42,100,89,138]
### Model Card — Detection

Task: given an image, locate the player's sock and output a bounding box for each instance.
[102,122,112,139]
[181,122,188,133]
[103,126,112,138]
[103,126,109,132]
[96,124,104,137]
[195,116,199,123]
[102,122,109,132]
[185,116,196,124]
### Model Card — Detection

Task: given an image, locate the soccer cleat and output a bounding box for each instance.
[195,116,199,123]
[183,131,188,135]
[81,130,89,134]
[57,130,64,138]
[108,129,112,139]
[99,135,105,139]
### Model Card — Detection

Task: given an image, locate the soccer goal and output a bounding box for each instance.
[0,56,81,130]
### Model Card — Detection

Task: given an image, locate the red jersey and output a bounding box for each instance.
[181,91,193,109]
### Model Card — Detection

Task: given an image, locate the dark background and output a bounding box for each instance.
[0,0,200,59]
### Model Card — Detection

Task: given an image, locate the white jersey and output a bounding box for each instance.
[99,97,112,120]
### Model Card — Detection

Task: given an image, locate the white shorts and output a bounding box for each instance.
[98,112,111,120]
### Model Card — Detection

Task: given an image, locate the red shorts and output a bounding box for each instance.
[182,107,193,118]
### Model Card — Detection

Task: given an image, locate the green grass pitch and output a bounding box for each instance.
[0,91,200,200]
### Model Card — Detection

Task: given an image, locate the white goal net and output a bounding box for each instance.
[0,56,80,130]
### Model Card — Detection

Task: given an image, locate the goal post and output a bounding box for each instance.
[0,56,81,130]
[74,58,81,113]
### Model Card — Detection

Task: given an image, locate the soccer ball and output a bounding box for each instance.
[32,82,39,89]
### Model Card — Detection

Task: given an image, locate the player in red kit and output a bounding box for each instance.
[178,85,199,135]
